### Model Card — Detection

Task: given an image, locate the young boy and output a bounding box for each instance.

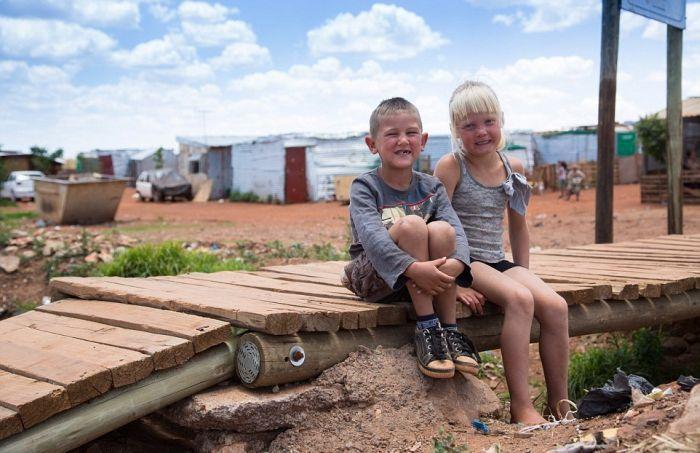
[341,97,480,379]
[566,164,586,201]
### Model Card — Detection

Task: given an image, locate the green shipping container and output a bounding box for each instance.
[616,131,637,156]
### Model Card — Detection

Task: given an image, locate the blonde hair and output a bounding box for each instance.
[369,97,422,139]
[449,81,506,152]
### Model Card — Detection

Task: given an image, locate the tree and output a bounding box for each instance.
[153,147,164,170]
[635,114,667,164]
[30,146,64,173]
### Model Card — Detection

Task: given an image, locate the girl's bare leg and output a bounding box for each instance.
[505,266,570,418]
[470,262,546,424]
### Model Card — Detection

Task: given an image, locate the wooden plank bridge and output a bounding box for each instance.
[1,234,699,451]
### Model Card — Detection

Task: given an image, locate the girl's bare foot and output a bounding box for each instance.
[511,406,547,425]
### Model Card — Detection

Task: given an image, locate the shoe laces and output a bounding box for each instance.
[421,328,449,360]
[445,330,481,362]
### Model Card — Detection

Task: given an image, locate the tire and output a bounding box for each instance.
[185,188,193,201]
[10,191,17,203]
[153,189,162,202]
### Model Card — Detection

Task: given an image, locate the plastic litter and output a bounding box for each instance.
[577,369,654,419]
[471,419,489,434]
[677,375,700,391]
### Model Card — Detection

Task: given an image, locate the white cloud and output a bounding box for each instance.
[178,1,236,23]
[112,34,196,67]
[0,17,116,59]
[475,56,594,84]
[307,3,448,60]
[623,3,700,41]
[0,60,71,84]
[147,0,176,22]
[473,0,600,32]
[182,19,256,46]
[210,42,271,68]
[4,0,141,27]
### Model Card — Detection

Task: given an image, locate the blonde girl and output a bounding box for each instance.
[434,81,569,424]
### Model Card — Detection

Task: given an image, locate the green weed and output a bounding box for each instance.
[266,240,349,261]
[99,241,255,278]
[14,300,38,313]
[0,199,18,207]
[0,211,37,221]
[229,190,261,203]
[568,329,665,401]
[432,428,469,453]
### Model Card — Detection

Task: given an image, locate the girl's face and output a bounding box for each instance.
[455,112,502,157]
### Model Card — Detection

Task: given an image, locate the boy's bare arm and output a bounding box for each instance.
[404,257,455,295]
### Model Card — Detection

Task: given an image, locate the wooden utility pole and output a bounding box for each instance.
[596,0,620,244]
[667,25,683,234]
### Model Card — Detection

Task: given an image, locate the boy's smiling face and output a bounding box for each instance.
[365,111,428,172]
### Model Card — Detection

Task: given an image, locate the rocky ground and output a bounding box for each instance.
[82,346,700,452]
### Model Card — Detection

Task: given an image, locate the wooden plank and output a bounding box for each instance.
[250,270,342,287]
[0,370,70,429]
[0,342,235,453]
[0,340,111,405]
[155,274,389,330]
[183,271,356,299]
[8,311,194,370]
[534,273,639,300]
[0,407,22,441]
[0,323,153,388]
[38,299,231,353]
[50,277,300,335]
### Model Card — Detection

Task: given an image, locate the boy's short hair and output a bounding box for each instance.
[369,97,422,139]
[449,81,506,150]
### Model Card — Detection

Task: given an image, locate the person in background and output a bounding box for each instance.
[556,161,568,199]
[566,164,586,202]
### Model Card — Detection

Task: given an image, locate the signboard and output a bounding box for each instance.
[621,0,686,29]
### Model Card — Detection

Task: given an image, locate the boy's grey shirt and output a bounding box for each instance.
[348,168,472,290]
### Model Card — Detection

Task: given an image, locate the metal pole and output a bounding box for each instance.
[667,25,683,234]
[596,0,620,244]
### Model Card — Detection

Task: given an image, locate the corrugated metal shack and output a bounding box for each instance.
[232,133,379,203]
[532,126,637,165]
[127,148,177,180]
[176,136,254,201]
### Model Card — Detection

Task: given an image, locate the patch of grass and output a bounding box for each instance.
[229,190,261,203]
[266,240,349,261]
[0,199,17,208]
[99,241,256,278]
[0,211,37,221]
[568,328,664,401]
[14,300,38,313]
[432,428,469,453]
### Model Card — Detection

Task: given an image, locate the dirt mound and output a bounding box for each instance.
[268,345,500,452]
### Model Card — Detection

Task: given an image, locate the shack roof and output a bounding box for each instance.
[176,136,256,147]
[656,97,700,119]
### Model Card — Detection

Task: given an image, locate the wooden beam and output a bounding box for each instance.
[667,24,683,234]
[595,0,620,244]
[0,340,236,453]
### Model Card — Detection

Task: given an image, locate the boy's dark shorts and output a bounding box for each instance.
[471,259,520,273]
[341,252,410,303]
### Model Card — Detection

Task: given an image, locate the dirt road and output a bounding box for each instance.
[112,184,700,249]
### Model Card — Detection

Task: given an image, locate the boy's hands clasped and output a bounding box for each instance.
[405,257,463,296]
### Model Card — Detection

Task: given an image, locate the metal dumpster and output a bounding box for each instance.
[34,174,127,225]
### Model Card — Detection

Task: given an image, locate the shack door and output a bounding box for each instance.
[284,147,307,203]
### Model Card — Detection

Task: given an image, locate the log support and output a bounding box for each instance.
[238,290,700,388]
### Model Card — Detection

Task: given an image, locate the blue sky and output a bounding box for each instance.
[0,0,699,157]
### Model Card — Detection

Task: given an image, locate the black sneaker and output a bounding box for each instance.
[414,326,454,379]
[444,329,481,375]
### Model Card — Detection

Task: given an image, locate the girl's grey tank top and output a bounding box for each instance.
[451,151,514,263]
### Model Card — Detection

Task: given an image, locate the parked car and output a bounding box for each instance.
[0,170,45,201]
[135,169,193,202]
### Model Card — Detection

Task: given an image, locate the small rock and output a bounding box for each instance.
[42,240,63,257]
[0,255,20,273]
[683,333,697,344]
[271,385,279,393]
[3,246,18,254]
[21,250,36,260]
[533,221,544,227]
[84,252,99,263]
[98,251,113,263]
[667,385,700,436]
[622,408,640,420]
[662,337,689,355]
[634,409,665,427]
[10,229,29,238]
[35,219,46,228]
